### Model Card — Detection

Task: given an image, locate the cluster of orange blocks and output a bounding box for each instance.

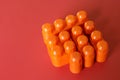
[42,10,109,74]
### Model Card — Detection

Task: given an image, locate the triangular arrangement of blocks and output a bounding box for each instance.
[42,10,109,74]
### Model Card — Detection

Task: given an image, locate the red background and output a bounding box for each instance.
[0,0,120,80]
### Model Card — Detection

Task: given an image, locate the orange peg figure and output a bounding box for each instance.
[91,30,102,43]
[77,35,88,52]
[59,30,70,43]
[71,25,83,43]
[96,40,109,63]
[82,45,95,68]
[65,15,77,30]
[84,20,95,34]
[76,10,87,24]
[90,30,103,49]
[47,35,59,48]
[54,19,65,33]
[63,40,76,55]
[42,23,54,34]
[42,23,54,44]
[69,51,82,74]
[50,45,64,67]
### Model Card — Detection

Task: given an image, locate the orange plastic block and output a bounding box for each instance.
[82,45,95,68]
[69,51,82,74]
[41,10,109,74]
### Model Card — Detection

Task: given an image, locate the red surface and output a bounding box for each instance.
[0,0,120,80]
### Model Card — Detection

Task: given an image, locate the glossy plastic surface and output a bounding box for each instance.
[65,15,77,30]
[69,52,82,74]
[83,45,95,68]
[54,19,65,33]
[84,20,95,34]
[91,30,102,41]
[59,31,70,43]
[77,35,88,52]
[63,40,76,55]
[96,40,108,62]
[76,10,87,24]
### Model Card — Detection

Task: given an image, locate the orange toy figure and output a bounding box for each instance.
[91,30,102,44]
[41,10,109,74]
[84,20,95,34]
[77,35,88,52]
[42,23,54,44]
[71,26,83,43]
[69,51,82,74]
[54,19,65,34]
[42,23,54,34]
[46,35,59,48]
[58,30,70,43]
[82,45,95,68]
[50,45,64,67]
[90,30,102,49]
[76,10,87,25]
[65,15,77,30]
[96,40,109,63]
[63,40,76,55]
